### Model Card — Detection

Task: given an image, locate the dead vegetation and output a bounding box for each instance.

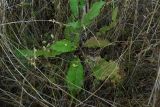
[0,0,160,107]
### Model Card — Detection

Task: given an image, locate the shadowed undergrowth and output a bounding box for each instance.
[0,0,160,107]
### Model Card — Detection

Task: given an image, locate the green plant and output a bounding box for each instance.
[15,1,121,97]
[97,5,118,36]
[66,57,84,96]
[87,56,120,82]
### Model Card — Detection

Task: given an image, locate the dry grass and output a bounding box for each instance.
[0,0,160,107]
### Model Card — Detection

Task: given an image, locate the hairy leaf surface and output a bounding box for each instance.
[66,57,84,95]
[81,1,105,26]
[83,37,110,48]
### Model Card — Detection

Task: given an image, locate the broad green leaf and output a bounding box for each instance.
[42,50,61,57]
[15,49,34,58]
[96,7,118,36]
[79,0,85,10]
[97,7,118,35]
[15,49,60,58]
[83,37,110,48]
[87,57,121,82]
[69,0,79,17]
[97,21,117,35]
[81,1,105,26]
[66,57,84,96]
[15,49,46,58]
[15,39,78,58]
[49,39,77,53]
[112,7,118,22]
[64,21,81,46]
[68,21,81,28]
[64,21,81,37]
